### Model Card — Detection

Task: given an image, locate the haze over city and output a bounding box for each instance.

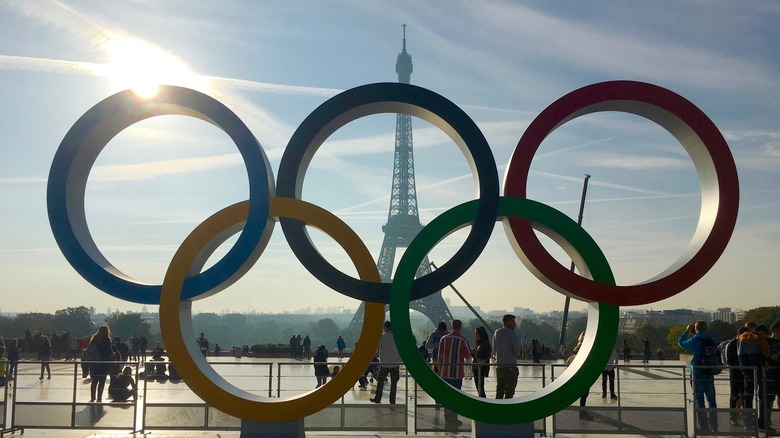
[1,1,779,318]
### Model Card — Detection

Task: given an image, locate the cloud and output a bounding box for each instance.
[90,153,242,181]
[209,76,341,98]
[578,154,692,170]
[470,2,776,90]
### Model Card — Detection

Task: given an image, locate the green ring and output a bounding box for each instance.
[389,197,618,424]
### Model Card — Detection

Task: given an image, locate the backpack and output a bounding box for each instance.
[697,337,723,375]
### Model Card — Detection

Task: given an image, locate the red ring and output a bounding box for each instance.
[504,81,739,306]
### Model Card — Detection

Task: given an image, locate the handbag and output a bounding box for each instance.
[84,343,100,361]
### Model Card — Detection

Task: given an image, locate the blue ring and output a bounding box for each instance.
[277,82,500,303]
[46,86,272,304]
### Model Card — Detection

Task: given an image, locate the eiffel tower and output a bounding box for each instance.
[347,26,453,333]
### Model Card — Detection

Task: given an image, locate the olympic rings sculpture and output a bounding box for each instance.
[47,81,738,424]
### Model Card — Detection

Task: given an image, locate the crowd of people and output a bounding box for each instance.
[678,320,780,434]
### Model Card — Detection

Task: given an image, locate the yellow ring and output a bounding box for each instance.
[160,197,383,422]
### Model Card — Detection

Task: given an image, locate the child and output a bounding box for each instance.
[108,366,137,402]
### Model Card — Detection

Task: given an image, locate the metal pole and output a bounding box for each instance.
[429,261,496,332]
[558,174,591,347]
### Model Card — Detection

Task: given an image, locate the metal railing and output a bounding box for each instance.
[0,359,777,436]
[8,360,140,433]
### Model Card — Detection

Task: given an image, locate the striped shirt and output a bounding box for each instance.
[437,331,471,379]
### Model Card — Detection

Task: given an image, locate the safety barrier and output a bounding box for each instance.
[1,360,776,436]
[552,363,689,436]
[9,361,140,433]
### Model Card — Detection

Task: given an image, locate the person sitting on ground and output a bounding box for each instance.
[108,366,137,402]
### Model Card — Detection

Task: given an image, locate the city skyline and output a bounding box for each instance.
[1,2,779,316]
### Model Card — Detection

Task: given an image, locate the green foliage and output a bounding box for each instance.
[104,312,151,340]
[516,318,560,348]
[54,306,94,337]
[11,312,56,337]
[742,306,780,327]
[667,325,688,354]
[308,318,341,347]
[707,320,738,342]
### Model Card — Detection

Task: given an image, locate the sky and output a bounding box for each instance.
[0,0,778,318]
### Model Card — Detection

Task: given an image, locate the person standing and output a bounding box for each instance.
[313,345,329,388]
[130,334,141,362]
[139,335,148,362]
[437,319,471,429]
[531,338,541,363]
[520,334,528,360]
[678,320,718,433]
[38,335,52,380]
[472,326,492,398]
[425,322,448,371]
[641,337,651,363]
[303,335,312,361]
[197,333,209,357]
[722,327,748,426]
[493,314,521,399]
[370,321,401,404]
[7,339,19,381]
[769,322,780,413]
[336,335,346,360]
[89,325,113,402]
[602,347,619,399]
[738,323,777,432]
[622,339,631,363]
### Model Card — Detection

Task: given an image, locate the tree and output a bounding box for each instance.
[104,312,151,340]
[742,306,780,327]
[192,313,231,347]
[54,306,94,337]
[11,312,56,338]
[707,320,738,343]
[667,325,687,354]
[309,318,340,347]
[635,324,672,355]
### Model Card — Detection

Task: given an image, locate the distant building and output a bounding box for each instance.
[712,307,737,324]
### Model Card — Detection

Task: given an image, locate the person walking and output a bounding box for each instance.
[38,335,52,380]
[678,320,718,433]
[437,319,471,429]
[370,321,401,404]
[493,314,521,399]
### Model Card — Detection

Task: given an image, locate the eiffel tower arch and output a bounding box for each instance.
[347,26,453,334]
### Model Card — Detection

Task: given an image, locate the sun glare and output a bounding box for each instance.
[103,36,205,98]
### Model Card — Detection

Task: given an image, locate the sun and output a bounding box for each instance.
[103,36,205,98]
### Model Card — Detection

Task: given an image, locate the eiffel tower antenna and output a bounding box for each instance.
[347,25,453,333]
